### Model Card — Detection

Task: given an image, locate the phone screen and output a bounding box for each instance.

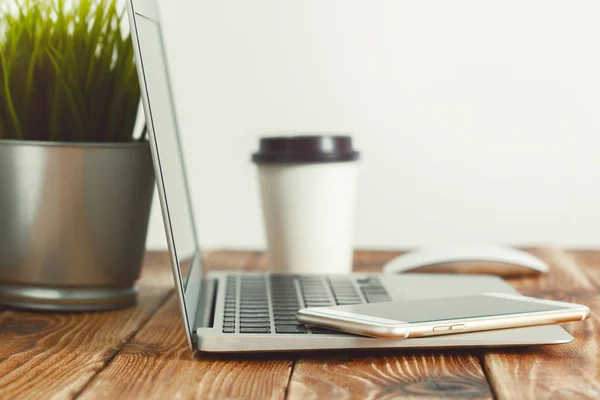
[332,295,570,323]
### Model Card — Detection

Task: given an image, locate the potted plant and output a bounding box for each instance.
[0,0,154,311]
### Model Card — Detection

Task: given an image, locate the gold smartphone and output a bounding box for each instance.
[296,293,591,339]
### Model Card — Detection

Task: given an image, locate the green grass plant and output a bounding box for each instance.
[0,0,141,142]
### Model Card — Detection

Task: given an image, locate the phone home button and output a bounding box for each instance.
[451,324,466,331]
[433,326,450,332]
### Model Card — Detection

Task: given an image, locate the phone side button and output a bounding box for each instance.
[450,324,466,331]
[433,326,450,332]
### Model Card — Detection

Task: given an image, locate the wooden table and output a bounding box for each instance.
[0,248,598,399]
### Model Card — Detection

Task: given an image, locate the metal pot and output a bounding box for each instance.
[0,140,155,311]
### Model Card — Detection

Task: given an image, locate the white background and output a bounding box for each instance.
[145,0,600,250]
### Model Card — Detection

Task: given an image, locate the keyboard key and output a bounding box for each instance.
[240,322,271,328]
[360,283,384,288]
[361,285,387,291]
[276,325,307,334]
[362,289,388,295]
[223,327,235,333]
[240,327,271,334]
[274,312,297,318]
[304,300,331,304]
[333,289,359,295]
[356,276,374,284]
[271,302,300,306]
[334,296,361,302]
[240,320,270,325]
[364,294,391,303]
[273,306,300,312]
[334,293,360,298]
[311,328,342,335]
[239,309,264,314]
[241,311,268,316]
[361,288,387,294]
[274,315,298,321]
[332,293,359,297]
[240,310,270,318]
[275,320,303,326]
[240,319,270,324]
[273,307,300,311]
[240,301,265,306]
[329,280,353,284]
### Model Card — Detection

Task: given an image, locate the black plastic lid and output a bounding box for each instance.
[251,135,359,164]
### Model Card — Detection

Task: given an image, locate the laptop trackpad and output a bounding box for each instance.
[383,273,519,301]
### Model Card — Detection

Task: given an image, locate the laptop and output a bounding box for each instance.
[126,0,573,352]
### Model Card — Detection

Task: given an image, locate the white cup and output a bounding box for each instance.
[252,136,359,274]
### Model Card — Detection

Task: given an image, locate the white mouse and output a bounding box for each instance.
[382,245,549,277]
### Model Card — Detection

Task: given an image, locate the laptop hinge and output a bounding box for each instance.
[194,278,217,330]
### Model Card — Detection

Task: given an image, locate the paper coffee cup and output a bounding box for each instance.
[252,136,359,274]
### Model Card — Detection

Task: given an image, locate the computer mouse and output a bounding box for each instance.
[382,245,549,277]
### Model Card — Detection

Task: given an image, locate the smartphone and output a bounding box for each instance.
[296,293,591,339]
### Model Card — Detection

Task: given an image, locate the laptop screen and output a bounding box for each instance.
[128,0,202,343]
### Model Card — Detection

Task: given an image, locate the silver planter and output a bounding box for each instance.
[0,140,155,311]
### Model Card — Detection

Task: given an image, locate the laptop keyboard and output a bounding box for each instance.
[222,274,391,335]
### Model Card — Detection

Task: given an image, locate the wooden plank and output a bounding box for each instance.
[226,250,403,274]
[204,250,256,271]
[353,250,403,273]
[0,253,174,400]
[78,251,293,400]
[483,294,600,400]
[482,247,600,399]
[288,353,492,400]
[244,251,399,273]
[505,247,596,296]
[567,250,600,291]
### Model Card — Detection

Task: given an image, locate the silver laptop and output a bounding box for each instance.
[127,0,572,352]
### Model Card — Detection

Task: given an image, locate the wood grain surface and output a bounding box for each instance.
[288,353,492,400]
[1,248,598,400]
[483,294,600,400]
[78,251,293,400]
[0,254,173,399]
[482,248,600,400]
[505,247,596,296]
[352,251,402,273]
[568,250,600,291]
